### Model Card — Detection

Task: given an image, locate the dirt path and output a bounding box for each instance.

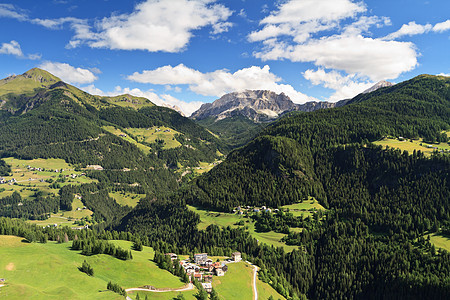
[125,282,194,294]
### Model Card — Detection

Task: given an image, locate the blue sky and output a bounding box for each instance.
[0,0,449,115]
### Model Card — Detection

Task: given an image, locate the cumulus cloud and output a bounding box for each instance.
[249,0,366,42]
[249,0,421,82]
[68,0,232,52]
[303,69,374,101]
[433,19,450,32]
[0,40,23,56]
[128,64,316,103]
[109,86,204,116]
[384,21,432,40]
[0,40,40,60]
[39,62,98,84]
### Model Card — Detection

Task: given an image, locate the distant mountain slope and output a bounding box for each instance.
[0,68,225,170]
[184,74,450,211]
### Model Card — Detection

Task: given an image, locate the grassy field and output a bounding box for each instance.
[0,236,186,299]
[102,126,152,154]
[373,136,450,156]
[103,94,155,110]
[212,262,285,300]
[281,197,325,218]
[1,157,96,200]
[127,290,198,300]
[109,191,145,208]
[213,262,254,299]
[430,233,450,252]
[126,126,182,149]
[187,205,298,252]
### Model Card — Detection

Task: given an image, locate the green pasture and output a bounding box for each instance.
[430,233,450,252]
[127,290,198,300]
[126,127,182,149]
[187,205,298,252]
[213,262,254,300]
[0,236,186,299]
[373,136,450,156]
[109,191,145,208]
[102,126,152,154]
[281,197,325,218]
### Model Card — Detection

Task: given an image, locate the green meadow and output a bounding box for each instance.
[109,191,145,208]
[212,262,285,300]
[187,205,298,252]
[373,136,450,156]
[430,233,450,252]
[126,126,182,149]
[281,197,325,218]
[102,126,152,154]
[0,236,186,299]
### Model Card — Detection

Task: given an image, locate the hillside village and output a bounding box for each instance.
[165,251,242,293]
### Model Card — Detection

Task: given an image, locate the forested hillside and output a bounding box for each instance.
[118,74,450,299]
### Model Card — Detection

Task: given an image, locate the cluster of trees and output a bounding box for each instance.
[0,159,11,176]
[106,281,126,297]
[72,238,133,260]
[252,210,318,234]
[78,260,94,276]
[153,251,189,283]
[0,191,59,220]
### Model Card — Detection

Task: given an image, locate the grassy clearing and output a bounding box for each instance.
[102,126,152,154]
[187,205,298,252]
[0,236,186,299]
[213,262,254,300]
[430,233,450,252]
[109,191,145,208]
[257,276,287,300]
[126,127,182,149]
[127,290,198,300]
[373,136,450,156]
[281,197,325,218]
[103,94,155,110]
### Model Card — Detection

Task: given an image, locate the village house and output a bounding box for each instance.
[165,253,178,260]
[231,252,242,262]
[193,273,202,281]
[215,268,225,276]
[194,253,208,265]
[201,282,212,293]
[205,258,213,267]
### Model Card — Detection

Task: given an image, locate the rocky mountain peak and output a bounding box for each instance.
[363,80,393,94]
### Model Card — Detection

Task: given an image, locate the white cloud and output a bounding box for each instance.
[303,69,373,101]
[39,62,98,85]
[108,86,203,116]
[256,35,418,81]
[0,40,41,60]
[249,0,366,42]
[437,73,450,77]
[0,4,27,21]
[384,21,432,40]
[128,64,316,103]
[249,0,421,82]
[433,19,450,32]
[68,0,232,52]
[0,40,23,57]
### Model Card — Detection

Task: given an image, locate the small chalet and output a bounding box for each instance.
[215,268,225,276]
[231,252,242,262]
[202,282,212,293]
[165,253,178,260]
[194,253,208,265]
[205,258,213,267]
[203,275,213,283]
[194,273,203,281]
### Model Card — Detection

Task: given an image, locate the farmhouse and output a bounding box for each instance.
[202,282,212,293]
[165,253,178,260]
[194,253,208,265]
[231,252,242,262]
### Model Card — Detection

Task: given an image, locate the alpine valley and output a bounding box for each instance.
[0,68,449,300]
